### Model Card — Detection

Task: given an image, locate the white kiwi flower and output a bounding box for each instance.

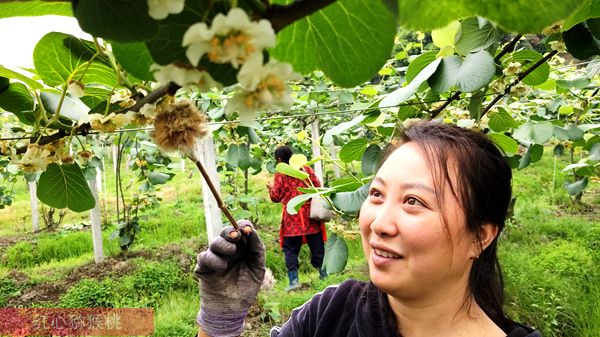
[151,63,221,91]
[147,0,185,20]
[226,54,300,127]
[182,8,276,68]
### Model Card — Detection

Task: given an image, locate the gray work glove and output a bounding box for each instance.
[195,220,266,337]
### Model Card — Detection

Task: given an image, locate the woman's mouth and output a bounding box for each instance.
[373,248,402,259]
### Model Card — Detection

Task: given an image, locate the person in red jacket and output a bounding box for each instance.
[266,146,327,291]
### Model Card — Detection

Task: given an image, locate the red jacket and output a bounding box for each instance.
[269,166,326,244]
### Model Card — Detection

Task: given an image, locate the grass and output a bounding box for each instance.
[0,151,598,336]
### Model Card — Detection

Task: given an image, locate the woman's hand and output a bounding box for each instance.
[195,220,266,337]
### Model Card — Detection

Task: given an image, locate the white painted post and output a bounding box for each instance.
[88,175,105,263]
[28,181,39,232]
[194,137,223,242]
[329,143,341,178]
[112,145,118,174]
[96,167,102,192]
[311,119,325,183]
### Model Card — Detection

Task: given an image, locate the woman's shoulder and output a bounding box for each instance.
[310,279,372,305]
[504,322,542,337]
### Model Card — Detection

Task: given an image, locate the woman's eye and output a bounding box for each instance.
[405,197,424,206]
[369,188,382,198]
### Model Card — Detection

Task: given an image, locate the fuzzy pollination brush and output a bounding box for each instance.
[151,97,239,230]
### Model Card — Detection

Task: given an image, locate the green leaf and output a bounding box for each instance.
[286,193,315,215]
[564,19,600,60]
[331,183,370,214]
[564,0,600,31]
[589,142,600,160]
[553,144,565,156]
[405,51,438,83]
[40,91,89,122]
[429,50,495,93]
[558,105,574,115]
[0,77,8,94]
[488,108,519,132]
[226,144,252,170]
[73,0,158,42]
[556,78,591,89]
[564,124,585,140]
[564,177,589,196]
[237,145,253,171]
[488,133,519,155]
[380,57,442,108]
[361,144,382,176]
[322,233,349,274]
[432,21,460,48]
[147,172,175,185]
[111,42,155,81]
[506,50,550,86]
[37,163,95,212]
[455,17,501,55]
[330,178,364,192]
[467,88,486,120]
[323,114,366,145]
[33,32,118,87]
[0,1,72,18]
[518,144,544,169]
[0,83,34,115]
[396,0,582,34]
[0,65,43,90]
[289,154,308,170]
[339,139,368,163]
[513,121,555,145]
[275,163,309,180]
[271,0,397,87]
[360,86,379,96]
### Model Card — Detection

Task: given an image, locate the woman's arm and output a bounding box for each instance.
[269,173,284,202]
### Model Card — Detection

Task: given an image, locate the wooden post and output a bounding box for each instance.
[28,181,39,232]
[88,175,104,263]
[194,137,223,241]
[311,119,325,183]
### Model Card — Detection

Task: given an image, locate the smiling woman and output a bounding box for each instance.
[193,121,540,337]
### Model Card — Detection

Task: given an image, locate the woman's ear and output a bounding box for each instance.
[470,223,499,259]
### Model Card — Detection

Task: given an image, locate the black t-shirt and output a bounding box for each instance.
[270,279,541,337]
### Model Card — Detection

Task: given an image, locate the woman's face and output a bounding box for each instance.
[359,142,478,302]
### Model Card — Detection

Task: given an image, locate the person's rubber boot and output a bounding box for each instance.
[319,268,327,280]
[285,270,300,292]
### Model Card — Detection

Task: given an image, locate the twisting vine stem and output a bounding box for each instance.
[482,50,558,114]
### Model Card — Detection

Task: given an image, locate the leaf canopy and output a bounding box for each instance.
[271,0,397,87]
[396,0,583,34]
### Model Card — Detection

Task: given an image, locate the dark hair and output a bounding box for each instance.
[274,146,293,164]
[387,121,512,329]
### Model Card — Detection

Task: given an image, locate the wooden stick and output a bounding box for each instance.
[194,159,239,229]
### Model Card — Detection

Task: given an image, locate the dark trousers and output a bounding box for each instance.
[282,232,325,272]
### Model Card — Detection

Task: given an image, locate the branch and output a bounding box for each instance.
[483,50,558,114]
[494,34,522,62]
[428,35,524,118]
[266,0,337,33]
[4,83,180,156]
[430,91,462,119]
[194,160,239,229]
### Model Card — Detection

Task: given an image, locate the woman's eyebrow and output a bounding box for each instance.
[373,177,436,195]
[401,182,436,195]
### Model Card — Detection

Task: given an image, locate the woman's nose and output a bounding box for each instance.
[369,206,399,237]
